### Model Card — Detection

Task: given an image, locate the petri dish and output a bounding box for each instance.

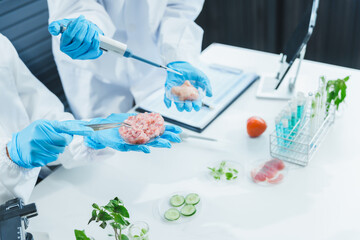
[246,158,288,186]
[157,191,202,224]
[119,113,165,145]
[165,81,205,104]
[206,160,244,182]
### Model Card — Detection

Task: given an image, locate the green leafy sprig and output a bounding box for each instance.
[133,228,149,240]
[208,161,238,181]
[325,76,350,112]
[75,197,130,240]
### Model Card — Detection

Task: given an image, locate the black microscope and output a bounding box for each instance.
[0,198,38,240]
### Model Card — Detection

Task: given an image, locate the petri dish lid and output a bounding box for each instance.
[246,158,288,186]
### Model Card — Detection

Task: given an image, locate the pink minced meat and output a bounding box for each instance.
[119,113,165,144]
[171,80,199,101]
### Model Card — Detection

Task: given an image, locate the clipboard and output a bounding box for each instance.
[136,64,259,133]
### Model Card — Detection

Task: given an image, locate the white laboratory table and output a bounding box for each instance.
[29,43,360,240]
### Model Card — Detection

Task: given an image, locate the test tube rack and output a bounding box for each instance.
[269,104,335,166]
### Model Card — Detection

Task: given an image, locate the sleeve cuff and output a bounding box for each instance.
[56,135,115,169]
[0,138,40,204]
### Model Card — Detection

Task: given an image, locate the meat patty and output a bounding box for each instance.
[119,113,165,144]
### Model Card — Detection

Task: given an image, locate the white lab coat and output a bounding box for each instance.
[48,0,205,119]
[0,34,113,204]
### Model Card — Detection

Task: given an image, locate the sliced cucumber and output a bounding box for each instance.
[170,195,185,207]
[185,193,200,205]
[164,208,180,221]
[180,204,196,217]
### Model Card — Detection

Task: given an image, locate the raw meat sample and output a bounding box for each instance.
[171,80,199,101]
[251,158,285,184]
[119,113,165,144]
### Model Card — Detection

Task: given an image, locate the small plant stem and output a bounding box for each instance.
[113,227,120,240]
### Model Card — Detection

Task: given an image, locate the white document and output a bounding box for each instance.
[136,64,259,132]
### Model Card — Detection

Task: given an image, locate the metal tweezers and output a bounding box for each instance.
[85,122,132,131]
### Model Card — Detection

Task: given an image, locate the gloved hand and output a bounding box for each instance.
[164,61,213,112]
[84,113,182,153]
[48,15,103,60]
[7,120,94,169]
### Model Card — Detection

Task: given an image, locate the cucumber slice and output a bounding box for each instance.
[164,208,180,221]
[185,193,200,205]
[170,195,185,207]
[180,204,196,216]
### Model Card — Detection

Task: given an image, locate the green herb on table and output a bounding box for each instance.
[133,228,148,240]
[208,161,238,181]
[325,76,350,113]
[74,197,130,240]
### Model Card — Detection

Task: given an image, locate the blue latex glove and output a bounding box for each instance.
[7,120,94,169]
[164,61,213,112]
[48,15,104,60]
[84,113,182,153]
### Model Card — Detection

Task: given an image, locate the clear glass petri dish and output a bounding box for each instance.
[128,221,149,240]
[206,160,244,183]
[119,113,165,145]
[158,191,202,224]
[246,158,288,186]
[165,81,205,104]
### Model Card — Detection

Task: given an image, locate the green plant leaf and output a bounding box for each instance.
[74,230,91,240]
[113,213,126,225]
[220,161,226,168]
[121,234,130,240]
[99,221,107,229]
[92,203,100,210]
[141,228,147,235]
[114,205,130,218]
[225,172,233,180]
[104,201,115,212]
[113,197,123,203]
[97,210,113,222]
[88,209,97,225]
[208,161,238,181]
[325,76,349,114]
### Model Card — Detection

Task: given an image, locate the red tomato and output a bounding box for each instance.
[247,116,267,138]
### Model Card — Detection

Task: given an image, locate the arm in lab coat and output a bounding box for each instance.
[158,0,205,64]
[47,0,116,37]
[47,0,123,83]
[0,35,114,204]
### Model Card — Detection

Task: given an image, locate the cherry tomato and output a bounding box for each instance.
[247,116,267,138]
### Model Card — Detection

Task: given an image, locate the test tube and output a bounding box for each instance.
[290,102,297,134]
[282,118,290,147]
[275,115,283,146]
[296,92,306,121]
[308,92,316,136]
[283,107,292,137]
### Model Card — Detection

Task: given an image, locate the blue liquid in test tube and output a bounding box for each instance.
[275,115,283,146]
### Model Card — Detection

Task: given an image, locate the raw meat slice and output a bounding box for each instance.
[267,158,285,170]
[267,174,284,184]
[251,158,285,184]
[119,113,165,144]
[171,80,199,101]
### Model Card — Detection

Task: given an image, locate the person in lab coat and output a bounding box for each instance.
[47,0,212,119]
[0,34,181,204]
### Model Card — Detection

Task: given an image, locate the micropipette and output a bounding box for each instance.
[59,25,182,76]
